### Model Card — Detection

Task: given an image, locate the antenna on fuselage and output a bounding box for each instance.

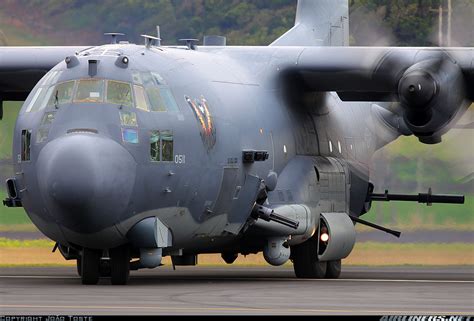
[104,33,125,44]
[141,35,161,49]
[156,26,162,46]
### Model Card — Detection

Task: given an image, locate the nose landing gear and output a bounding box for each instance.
[80,248,101,285]
[78,245,131,285]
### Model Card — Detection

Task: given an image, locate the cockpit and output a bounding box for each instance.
[24,70,179,114]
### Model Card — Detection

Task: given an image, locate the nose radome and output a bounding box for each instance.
[37,134,137,233]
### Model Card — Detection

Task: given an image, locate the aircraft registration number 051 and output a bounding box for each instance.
[175,155,186,164]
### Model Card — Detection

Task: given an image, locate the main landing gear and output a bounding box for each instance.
[78,245,131,285]
[291,236,342,279]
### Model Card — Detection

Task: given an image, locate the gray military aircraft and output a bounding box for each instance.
[1,0,472,285]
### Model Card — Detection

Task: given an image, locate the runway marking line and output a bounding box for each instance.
[0,304,472,315]
[0,275,473,283]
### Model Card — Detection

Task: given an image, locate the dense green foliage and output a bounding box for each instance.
[2,0,473,46]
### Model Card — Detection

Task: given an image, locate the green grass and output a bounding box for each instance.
[0,190,32,226]
[0,237,53,248]
[0,101,21,159]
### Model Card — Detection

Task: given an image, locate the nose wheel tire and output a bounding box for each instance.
[110,245,130,285]
[325,259,342,279]
[291,237,327,279]
[81,248,101,285]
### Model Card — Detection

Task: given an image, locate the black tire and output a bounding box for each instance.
[99,259,111,277]
[291,237,327,279]
[81,248,101,285]
[76,257,82,277]
[325,259,342,279]
[110,245,130,285]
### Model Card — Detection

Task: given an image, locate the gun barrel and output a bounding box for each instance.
[372,192,465,205]
[269,212,299,229]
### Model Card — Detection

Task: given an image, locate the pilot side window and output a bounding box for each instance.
[46,81,75,107]
[150,130,173,162]
[146,87,167,112]
[74,79,105,103]
[131,71,179,113]
[21,130,32,161]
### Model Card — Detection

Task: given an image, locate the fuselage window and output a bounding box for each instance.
[161,130,174,162]
[119,111,138,127]
[36,128,49,144]
[107,80,132,107]
[133,85,150,111]
[74,79,105,103]
[41,112,56,126]
[122,128,139,144]
[21,129,32,161]
[150,130,161,162]
[149,130,173,162]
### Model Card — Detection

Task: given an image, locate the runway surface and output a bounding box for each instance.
[1,266,473,315]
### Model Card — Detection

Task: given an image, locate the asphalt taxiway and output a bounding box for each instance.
[0,266,473,315]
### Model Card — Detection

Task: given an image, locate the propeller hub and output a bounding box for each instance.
[399,70,438,109]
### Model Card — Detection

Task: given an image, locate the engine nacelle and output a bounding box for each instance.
[317,212,356,262]
[398,58,469,144]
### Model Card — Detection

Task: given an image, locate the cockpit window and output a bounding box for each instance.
[74,79,105,103]
[24,70,178,114]
[40,70,62,88]
[151,72,166,85]
[160,88,179,112]
[131,71,178,113]
[133,85,149,111]
[107,81,132,107]
[146,87,167,112]
[47,81,75,107]
[25,87,47,113]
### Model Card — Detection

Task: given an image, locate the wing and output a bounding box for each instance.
[0,46,88,118]
[279,46,474,143]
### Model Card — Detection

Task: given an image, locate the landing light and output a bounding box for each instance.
[320,232,329,242]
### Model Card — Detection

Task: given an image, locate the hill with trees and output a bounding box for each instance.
[1,0,473,46]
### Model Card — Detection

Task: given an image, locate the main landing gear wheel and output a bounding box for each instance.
[291,236,327,279]
[76,257,82,277]
[109,245,130,285]
[325,259,342,279]
[81,248,101,285]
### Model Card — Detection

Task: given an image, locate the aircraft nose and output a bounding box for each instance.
[37,134,137,234]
